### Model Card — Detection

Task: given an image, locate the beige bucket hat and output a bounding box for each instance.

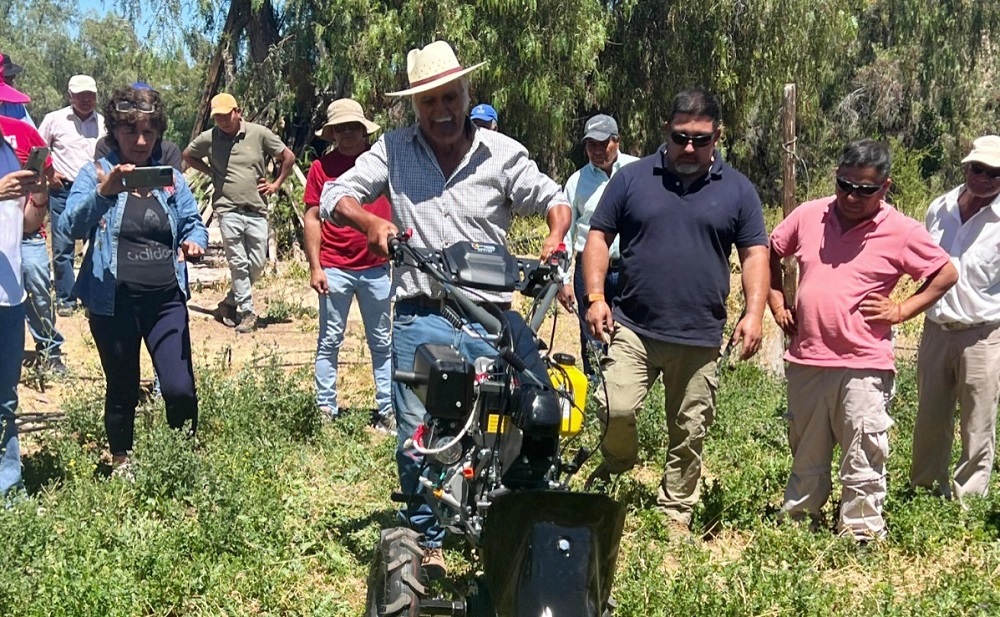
[962,135,1000,169]
[386,40,485,97]
[316,98,380,141]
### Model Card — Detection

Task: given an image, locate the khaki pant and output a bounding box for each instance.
[218,210,269,314]
[781,364,894,540]
[597,324,718,525]
[911,319,1000,499]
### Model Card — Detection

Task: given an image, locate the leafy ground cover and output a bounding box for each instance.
[4,350,1000,615]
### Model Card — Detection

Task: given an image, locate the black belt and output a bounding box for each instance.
[397,295,512,313]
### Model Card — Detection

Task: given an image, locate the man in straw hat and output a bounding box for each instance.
[303,99,393,432]
[183,92,296,333]
[911,135,1000,501]
[321,40,571,577]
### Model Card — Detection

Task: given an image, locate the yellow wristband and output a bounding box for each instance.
[586,293,606,303]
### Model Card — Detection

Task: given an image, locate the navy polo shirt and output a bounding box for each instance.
[589,147,767,347]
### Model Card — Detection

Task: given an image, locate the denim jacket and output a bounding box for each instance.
[60,151,209,316]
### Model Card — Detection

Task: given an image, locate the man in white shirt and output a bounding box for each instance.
[912,135,1000,500]
[557,114,638,376]
[37,74,104,316]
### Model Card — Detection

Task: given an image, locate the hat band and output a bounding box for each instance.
[410,66,467,88]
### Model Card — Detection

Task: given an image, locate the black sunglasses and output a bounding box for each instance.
[969,162,1000,179]
[836,176,885,197]
[115,100,156,114]
[670,131,714,147]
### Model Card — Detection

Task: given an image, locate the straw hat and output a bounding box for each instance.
[962,135,1000,169]
[386,41,485,97]
[316,98,380,141]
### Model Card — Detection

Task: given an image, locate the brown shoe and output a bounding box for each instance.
[235,311,257,334]
[667,519,693,542]
[421,546,447,580]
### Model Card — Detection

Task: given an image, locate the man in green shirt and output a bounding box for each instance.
[183,93,296,332]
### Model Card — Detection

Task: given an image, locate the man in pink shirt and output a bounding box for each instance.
[768,139,957,541]
[303,98,393,432]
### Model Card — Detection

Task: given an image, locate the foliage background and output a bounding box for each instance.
[2,0,997,205]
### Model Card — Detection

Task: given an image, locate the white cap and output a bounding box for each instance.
[68,75,97,94]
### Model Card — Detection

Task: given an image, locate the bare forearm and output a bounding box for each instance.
[582,230,611,295]
[273,149,296,187]
[900,263,958,322]
[332,196,378,234]
[304,207,323,271]
[181,151,212,176]
[739,245,770,319]
[545,203,572,242]
[767,248,787,313]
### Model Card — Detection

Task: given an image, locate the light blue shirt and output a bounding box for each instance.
[563,152,639,260]
[0,102,35,128]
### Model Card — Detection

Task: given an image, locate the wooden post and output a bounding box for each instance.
[781,83,798,306]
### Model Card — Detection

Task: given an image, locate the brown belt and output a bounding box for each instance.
[396,295,512,313]
[937,321,1000,332]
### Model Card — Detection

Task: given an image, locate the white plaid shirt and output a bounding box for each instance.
[321,123,569,302]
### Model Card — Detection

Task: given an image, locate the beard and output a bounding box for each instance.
[673,162,703,176]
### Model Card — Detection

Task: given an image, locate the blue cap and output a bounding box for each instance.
[470,103,498,123]
[131,81,153,91]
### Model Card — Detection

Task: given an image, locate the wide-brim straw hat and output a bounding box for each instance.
[316,98,381,141]
[386,40,485,97]
[961,135,1000,169]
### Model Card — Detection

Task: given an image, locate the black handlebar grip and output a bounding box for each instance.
[393,369,425,385]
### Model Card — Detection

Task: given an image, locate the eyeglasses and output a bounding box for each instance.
[969,163,1000,179]
[670,131,714,147]
[331,123,364,133]
[115,100,156,114]
[836,176,885,197]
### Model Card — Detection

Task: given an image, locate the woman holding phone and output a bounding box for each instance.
[62,85,208,472]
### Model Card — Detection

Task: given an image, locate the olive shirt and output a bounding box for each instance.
[185,121,286,214]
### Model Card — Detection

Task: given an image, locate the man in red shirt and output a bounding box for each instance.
[303,99,393,431]
[769,139,957,540]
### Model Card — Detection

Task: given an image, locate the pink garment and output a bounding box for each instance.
[770,197,950,370]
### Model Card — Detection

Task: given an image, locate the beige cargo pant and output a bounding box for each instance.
[781,363,894,540]
[597,324,719,525]
[911,319,1000,500]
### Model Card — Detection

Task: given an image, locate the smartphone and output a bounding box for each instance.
[23,146,48,176]
[122,165,175,189]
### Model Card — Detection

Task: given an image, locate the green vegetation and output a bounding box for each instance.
[5,356,1000,614]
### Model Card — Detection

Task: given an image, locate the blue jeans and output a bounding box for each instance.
[392,304,549,547]
[573,258,619,376]
[47,185,77,308]
[0,303,26,494]
[21,233,64,359]
[315,265,391,416]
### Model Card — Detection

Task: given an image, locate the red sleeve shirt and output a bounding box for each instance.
[304,148,390,270]
[0,116,54,168]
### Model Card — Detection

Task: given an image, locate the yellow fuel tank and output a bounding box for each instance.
[548,353,587,436]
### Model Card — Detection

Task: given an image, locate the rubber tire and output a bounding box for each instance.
[365,527,426,617]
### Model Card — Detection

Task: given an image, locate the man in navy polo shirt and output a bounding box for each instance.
[582,88,769,537]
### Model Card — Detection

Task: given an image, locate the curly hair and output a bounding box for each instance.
[103,85,168,153]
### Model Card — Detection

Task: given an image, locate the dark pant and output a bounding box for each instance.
[573,258,620,376]
[47,185,77,308]
[89,286,198,455]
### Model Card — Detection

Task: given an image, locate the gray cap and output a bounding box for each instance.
[582,114,618,142]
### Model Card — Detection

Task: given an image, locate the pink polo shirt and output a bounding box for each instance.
[770,197,950,371]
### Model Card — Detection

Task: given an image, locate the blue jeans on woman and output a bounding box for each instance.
[0,303,26,494]
[315,264,391,417]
